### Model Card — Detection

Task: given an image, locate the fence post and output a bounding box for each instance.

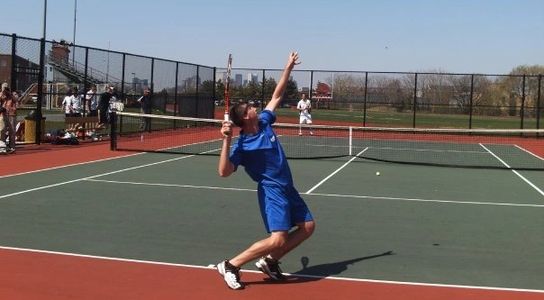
[520,75,526,130]
[363,72,368,126]
[83,47,89,116]
[121,53,126,94]
[412,73,418,128]
[195,65,200,118]
[36,37,46,145]
[261,69,266,110]
[212,66,216,117]
[309,70,314,100]
[537,74,542,131]
[469,74,474,129]
[10,34,17,90]
[150,58,154,92]
[174,63,180,117]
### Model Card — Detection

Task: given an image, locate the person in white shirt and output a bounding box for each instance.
[86,85,98,116]
[70,87,82,117]
[61,90,74,117]
[296,93,313,135]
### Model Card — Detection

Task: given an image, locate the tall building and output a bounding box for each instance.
[235,74,243,87]
[247,73,258,84]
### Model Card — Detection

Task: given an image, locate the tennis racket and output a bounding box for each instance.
[224,54,232,121]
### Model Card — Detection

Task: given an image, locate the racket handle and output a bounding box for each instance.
[224,112,230,121]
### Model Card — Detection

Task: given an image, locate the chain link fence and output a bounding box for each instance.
[0,33,216,143]
[215,68,542,130]
[0,32,542,144]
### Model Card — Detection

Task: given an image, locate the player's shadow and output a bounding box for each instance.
[245,250,394,286]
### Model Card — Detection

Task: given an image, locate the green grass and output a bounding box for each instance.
[273,108,539,129]
[38,106,537,133]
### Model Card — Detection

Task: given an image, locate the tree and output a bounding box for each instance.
[216,79,225,99]
[417,72,453,113]
[508,65,544,117]
[200,80,215,96]
[331,74,365,102]
[369,75,411,112]
[285,77,299,101]
[242,80,261,100]
[263,77,277,103]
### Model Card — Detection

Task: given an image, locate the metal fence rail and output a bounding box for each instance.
[0,32,542,144]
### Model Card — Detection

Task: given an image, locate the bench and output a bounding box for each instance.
[64,116,107,140]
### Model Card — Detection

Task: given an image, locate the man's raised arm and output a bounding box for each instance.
[265,52,301,112]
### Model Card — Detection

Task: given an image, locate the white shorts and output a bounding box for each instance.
[299,112,312,124]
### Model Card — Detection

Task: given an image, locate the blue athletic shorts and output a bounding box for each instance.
[257,183,314,233]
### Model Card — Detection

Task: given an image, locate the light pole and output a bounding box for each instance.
[72,0,77,65]
[42,0,47,40]
[37,0,48,145]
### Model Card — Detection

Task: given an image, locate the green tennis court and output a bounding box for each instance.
[1,142,543,292]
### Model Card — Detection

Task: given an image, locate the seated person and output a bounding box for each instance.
[45,128,79,145]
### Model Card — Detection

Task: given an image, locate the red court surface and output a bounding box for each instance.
[0,142,133,177]
[1,248,543,300]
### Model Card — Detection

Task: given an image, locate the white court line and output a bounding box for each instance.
[0,151,215,200]
[84,179,544,208]
[480,144,544,197]
[1,245,543,294]
[305,148,369,194]
[85,178,256,193]
[0,152,144,179]
[0,137,226,180]
[309,192,544,208]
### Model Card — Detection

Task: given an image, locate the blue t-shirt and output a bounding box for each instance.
[229,110,293,187]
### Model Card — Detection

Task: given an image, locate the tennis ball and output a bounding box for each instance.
[376,171,381,176]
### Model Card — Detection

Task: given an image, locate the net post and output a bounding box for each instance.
[349,126,353,156]
[110,111,117,151]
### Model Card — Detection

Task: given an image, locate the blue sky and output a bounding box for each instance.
[1,0,542,74]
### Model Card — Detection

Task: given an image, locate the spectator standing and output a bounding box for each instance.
[86,85,98,116]
[98,86,114,127]
[0,88,16,153]
[71,87,82,117]
[61,90,74,117]
[8,89,19,137]
[0,104,6,154]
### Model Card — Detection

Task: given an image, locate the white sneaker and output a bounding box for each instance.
[255,256,286,281]
[217,260,244,290]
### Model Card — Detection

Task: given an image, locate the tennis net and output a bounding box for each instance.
[111,111,544,170]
